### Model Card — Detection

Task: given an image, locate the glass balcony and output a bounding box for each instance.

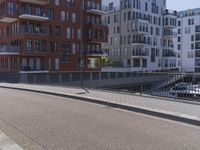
[20,25,49,35]
[131,40,150,46]
[0,45,20,55]
[86,50,107,57]
[20,0,49,5]
[87,6,107,15]
[19,7,49,21]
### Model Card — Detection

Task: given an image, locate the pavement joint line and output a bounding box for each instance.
[0,130,23,150]
[0,84,200,126]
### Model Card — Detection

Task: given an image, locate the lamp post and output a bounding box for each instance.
[80,0,84,88]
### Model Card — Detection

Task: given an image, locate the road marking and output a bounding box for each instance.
[0,130,23,150]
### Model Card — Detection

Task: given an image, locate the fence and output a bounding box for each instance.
[0,72,200,101]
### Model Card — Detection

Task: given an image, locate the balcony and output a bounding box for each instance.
[0,16,18,23]
[195,51,200,58]
[0,9,18,23]
[130,20,149,35]
[195,59,200,66]
[195,36,200,41]
[162,51,176,57]
[131,40,150,46]
[20,25,49,35]
[19,7,49,21]
[20,0,49,5]
[163,32,177,38]
[87,6,107,15]
[132,52,149,57]
[0,45,20,55]
[86,50,107,57]
[88,27,108,44]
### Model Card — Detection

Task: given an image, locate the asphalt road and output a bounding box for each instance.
[0,88,199,150]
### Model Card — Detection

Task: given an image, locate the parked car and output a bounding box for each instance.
[170,83,200,98]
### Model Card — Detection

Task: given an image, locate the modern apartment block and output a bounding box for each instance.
[102,0,178,72]
[0,0,108,73]
[174,8,200,73]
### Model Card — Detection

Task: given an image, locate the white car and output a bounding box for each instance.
[170,83,200,98]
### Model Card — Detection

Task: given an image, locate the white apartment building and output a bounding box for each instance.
[174,8,200,73]
[102,0,178,72]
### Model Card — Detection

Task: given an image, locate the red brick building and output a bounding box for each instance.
[0,0,108,73]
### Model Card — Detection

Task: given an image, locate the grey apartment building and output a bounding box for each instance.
[102,0,177,72]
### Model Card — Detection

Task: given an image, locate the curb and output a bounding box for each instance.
[0,85,200,126]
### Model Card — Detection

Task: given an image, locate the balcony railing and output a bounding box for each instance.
[132,40,150,45]
[87,5,107,15]
[20,0,49,5]
[20,25,49,35]
[19,7,49,21]
[132,52,149,57]
[163,32,177,38]
[0,45,20,54]
[195,52,200,57]
[163,51,176,57]
[86,50,107,57]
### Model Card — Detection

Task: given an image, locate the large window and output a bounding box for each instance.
[61,42,70,62]
[55,0,60,6]
[50,41,57,53]
[72,13,76,23]
[26,39,32,51]
[8,1,14,16]
[49,9,55,21]
[55,26,60,36]
[66,28,71,39]
[61,11,66,22]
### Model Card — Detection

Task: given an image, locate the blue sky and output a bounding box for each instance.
[167,0,200,11]
[103,0,200,11]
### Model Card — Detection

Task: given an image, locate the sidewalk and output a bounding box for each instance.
[0,83,200,126]
[0,130,23,150]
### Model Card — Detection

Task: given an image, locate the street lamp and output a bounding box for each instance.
[80,0,89,93]
[80,0,83,88]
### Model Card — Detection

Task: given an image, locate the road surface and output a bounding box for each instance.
[0,88,199,150]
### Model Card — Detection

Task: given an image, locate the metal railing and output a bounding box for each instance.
[0,45,20,53]
[0,72,200,102]
[20,25,49,35]
[20,7,48,18]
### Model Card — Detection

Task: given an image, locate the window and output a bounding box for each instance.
[49,9,55,21]
[66,0,75,8]
[188,18,194,25]
[178,44,181,50]
[178,20,181,26]
[55,0,60,6]
[191,35,194,41]
[178,28,181,34]
[50,41,57,53]
[61,42,70,62]
[26,39,32,51]
[72,13,76,23]
[35,7,41,16]
[8,1,14,16]
[34,40,39,51]
[72,43,76,54]
[61,11,66,22]
[55,26,60,36]
[77,29,81,39]
[178,36,181,42]
[66,28,71,39]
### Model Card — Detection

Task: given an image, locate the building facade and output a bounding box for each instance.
[102,0,178,72]
[0,0,108,73]
[174,8,200,73]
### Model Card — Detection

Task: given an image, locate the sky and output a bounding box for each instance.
[167,0,200,11]
[102,0,200,11]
